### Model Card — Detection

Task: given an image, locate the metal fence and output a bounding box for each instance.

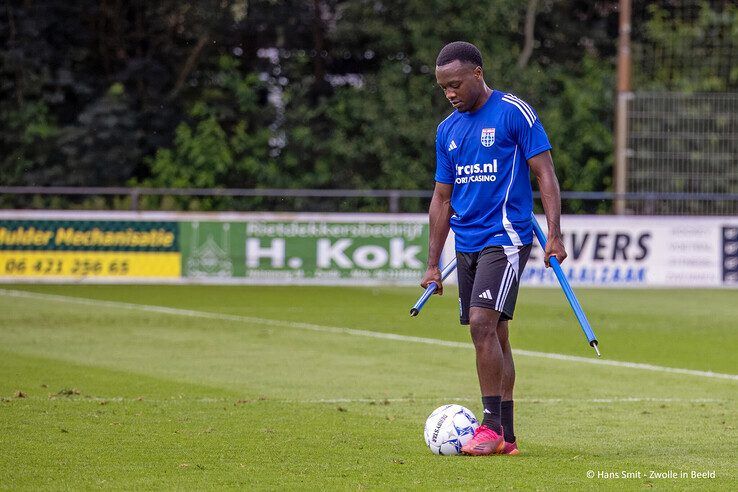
[627,92,738,215]
[625,2,738,215]
[2,186,738,215]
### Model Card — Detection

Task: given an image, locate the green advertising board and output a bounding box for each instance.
[179,219,428,283]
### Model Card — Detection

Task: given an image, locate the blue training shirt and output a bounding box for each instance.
[435,90,552,252]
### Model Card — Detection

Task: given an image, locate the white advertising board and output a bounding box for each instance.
[524,215,738,288]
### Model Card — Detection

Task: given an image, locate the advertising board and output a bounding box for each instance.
[1,211,735,288]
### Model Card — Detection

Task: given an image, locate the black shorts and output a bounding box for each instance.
[457,244,532,324]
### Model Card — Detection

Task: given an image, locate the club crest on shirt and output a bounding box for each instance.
[480,128,495,147]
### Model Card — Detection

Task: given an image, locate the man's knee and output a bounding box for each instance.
[469,307,501,347]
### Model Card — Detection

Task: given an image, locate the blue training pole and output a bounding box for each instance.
[530,213,600,356]
[409,257,458,317]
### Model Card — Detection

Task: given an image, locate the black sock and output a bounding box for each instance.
[501,400,515,443]
[481,395,502,434]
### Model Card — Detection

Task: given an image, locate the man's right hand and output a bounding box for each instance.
[420,266,443,295]
[544,234,568,268]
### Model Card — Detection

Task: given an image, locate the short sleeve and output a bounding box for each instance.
[506,96,552,160]
[434,131,454,184]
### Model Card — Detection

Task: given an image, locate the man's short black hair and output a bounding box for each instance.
[436,41,483,68]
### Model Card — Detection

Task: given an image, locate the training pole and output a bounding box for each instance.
[530,213,600,356]
[409,258,457,317]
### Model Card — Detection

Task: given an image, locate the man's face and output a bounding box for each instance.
[435,60,483,113]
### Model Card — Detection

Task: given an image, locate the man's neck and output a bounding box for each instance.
[468,85,493,113]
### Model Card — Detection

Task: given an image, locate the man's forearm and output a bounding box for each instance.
[538,182,562,239]
[427,193,452,267]
[536,168,562,238]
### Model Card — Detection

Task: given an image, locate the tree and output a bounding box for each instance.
[9,0,708,213]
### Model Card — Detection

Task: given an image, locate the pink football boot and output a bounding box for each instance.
[460,425,505,456]
[502,440,520,455]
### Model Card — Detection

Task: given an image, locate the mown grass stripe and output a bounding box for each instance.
[2,288,736,382]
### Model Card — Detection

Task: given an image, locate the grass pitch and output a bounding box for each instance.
[1,284,736,490]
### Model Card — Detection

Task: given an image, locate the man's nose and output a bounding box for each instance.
[444,88,456,99]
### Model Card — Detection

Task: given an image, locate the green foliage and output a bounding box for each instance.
[146,59,270,189]
[149,119,232,189]
[534,57,615,213]
[140,56,275,210]
[54,90,143,186]
[0,101,59,187]
[635,1,738,91]
[3,1,735,212]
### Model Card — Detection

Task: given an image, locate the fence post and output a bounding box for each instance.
[388,191,400,213]
[130,188,140,211]
[614,0,632,215]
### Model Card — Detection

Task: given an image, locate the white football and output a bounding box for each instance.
[423,404,479,455]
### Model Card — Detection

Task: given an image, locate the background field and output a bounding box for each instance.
[1,284,736,490]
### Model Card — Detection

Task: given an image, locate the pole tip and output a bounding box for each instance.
[409,308,419,317]
[591,341,601,358]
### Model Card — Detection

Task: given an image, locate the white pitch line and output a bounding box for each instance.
[295,397,727,404]
[1,288,737,382]
[9,396,727,405]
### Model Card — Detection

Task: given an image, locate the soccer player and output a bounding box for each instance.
[421,41,567,456]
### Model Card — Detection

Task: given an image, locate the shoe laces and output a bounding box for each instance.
[474,425,497,439]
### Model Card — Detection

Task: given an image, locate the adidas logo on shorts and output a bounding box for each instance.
[478,289,493,300]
